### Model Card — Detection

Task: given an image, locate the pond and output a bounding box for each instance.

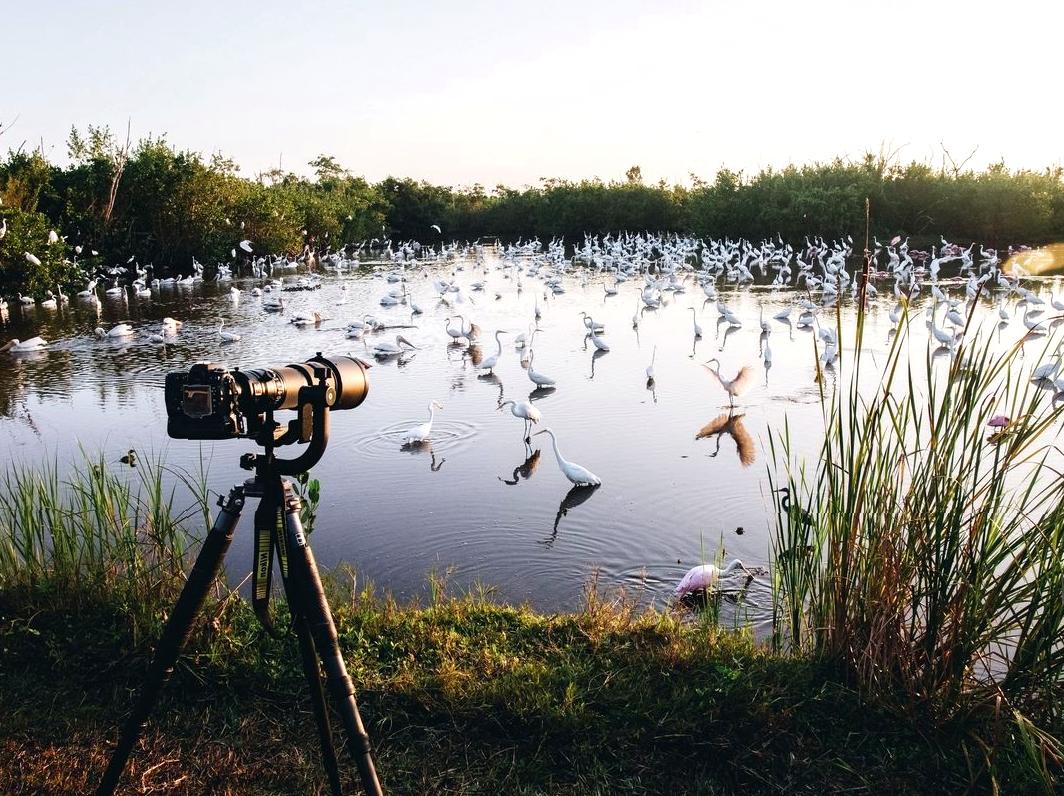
[2,244,1062,625]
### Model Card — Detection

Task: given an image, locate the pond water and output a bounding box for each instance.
[1,246,1062,624]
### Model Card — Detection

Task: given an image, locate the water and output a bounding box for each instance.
[1,251,1061,623]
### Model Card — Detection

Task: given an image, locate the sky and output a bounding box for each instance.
[2,0,1061,187]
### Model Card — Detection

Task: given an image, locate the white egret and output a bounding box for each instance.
[498,399,542,440]
[689,308,703,338]
[1032,352,1061,382]
[533,428,601,486]
[400,400,443,445]
[478,330,508,374]
[25,252,42,267]
[646,346,657,382]
[589,330,609,352]
[703,359,756,407]
[527,352,556,387]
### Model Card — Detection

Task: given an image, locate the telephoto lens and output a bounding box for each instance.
[165,354,369,441]
[235,354,370,414]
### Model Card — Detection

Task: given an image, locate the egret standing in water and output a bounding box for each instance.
[703,359,755,407]
[498,399,542,441]
[646,345,657,383]
[401,400,443,445]
[689,307,703,338]
[534,428,601,486]
[478,330,509,374]
[527,351,556,388]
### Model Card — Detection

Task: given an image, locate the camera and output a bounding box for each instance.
[165,354,369,441]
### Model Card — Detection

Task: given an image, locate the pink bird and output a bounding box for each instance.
[673,560,754,600]
[987,415,1011,428]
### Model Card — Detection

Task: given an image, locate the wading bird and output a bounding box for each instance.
[478,330,508,374]
[703,359,755,407]
[672,560,754,600]
[534,427,601,486]
[498,398,542,440]
[401,400,443,445]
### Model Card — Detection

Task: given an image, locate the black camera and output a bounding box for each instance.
[165,354,369,441]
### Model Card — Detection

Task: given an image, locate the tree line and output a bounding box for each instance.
[2,126,1064,297]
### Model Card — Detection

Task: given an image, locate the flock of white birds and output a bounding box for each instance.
[4,231,1063,599]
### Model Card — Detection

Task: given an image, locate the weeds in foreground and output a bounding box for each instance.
[770,295,1064,787]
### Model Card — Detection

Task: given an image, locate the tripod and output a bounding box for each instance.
[96,394,383,795]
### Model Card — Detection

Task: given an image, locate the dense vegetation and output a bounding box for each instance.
[3,127,1064,296]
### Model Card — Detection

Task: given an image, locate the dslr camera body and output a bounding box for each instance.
[165,354,369,442]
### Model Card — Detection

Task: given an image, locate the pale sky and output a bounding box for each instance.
[2,0,1060,187]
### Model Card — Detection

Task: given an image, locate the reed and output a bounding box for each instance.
[0,452,209,624]
[770,295,1064,783]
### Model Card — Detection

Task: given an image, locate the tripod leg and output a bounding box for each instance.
[96,486,246,796]
[281,484,384,796]
[283,563,344,796]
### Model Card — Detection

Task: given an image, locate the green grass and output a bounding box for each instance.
[769,285,1064,789]
[2,579,1048,795]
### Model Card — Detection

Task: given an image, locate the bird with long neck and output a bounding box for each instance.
[534,428,601,486]
[400,400,443,445]
[673,560,754,600]
[478,330,508,374]
[527,351,556,387]
[703,358,755,407]
[498,398,542,441]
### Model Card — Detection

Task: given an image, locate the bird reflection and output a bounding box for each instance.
[466,344,483,366]
[498,446,541,485]
[399,439,445,471]
[587,347,607,379]
[695,411,755,467]
[718,322,740,351]
[528,385,556,402]
[646,377,657,403]
[542,483,601,547]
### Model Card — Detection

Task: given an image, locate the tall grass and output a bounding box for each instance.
[770,296,1064,780]
[0,452,210,619]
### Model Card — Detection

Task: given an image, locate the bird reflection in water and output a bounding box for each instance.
[542,483,601,547]
[528,385,556,402]
[587,347,607,380]
[498,445,541,485]
[695,411,755,467]
[398,440,446,471]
